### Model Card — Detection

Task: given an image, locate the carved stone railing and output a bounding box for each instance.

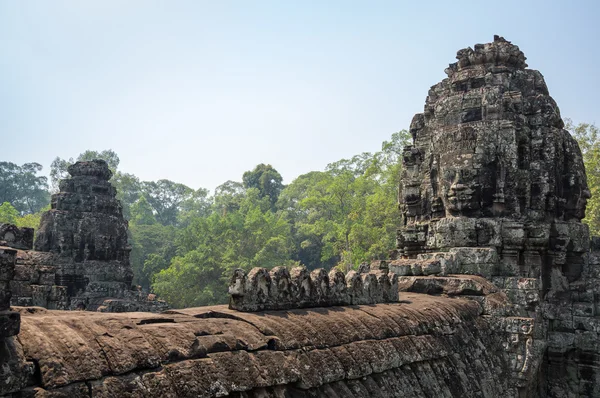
[228,265,398,312]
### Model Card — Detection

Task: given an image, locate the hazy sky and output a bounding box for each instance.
[2,1,599,192]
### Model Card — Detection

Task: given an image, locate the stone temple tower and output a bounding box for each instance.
[394,36,599,397]
[33,160,133,308]
[35,160,130,264]
[397,35,589,288]
[12,159,167,312]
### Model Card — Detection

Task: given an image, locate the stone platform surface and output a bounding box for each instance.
[1,293,512,397]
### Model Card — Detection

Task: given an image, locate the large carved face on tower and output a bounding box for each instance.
[397,36,591,264]
[561,131,591,221]
[432,126,499,218]
[438,152,480,217]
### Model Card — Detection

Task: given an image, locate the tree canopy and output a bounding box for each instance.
[0,162,49,214]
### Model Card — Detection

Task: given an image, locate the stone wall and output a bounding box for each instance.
[8,250,68,309]
[228,265,398,311]
[0,248,20,337]
[1,294,514,397]
[0,247,33,397]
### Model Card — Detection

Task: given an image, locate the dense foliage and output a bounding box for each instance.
[2,122,599,308]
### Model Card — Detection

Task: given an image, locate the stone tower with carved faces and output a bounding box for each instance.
[397,36,590,287]
[396,36,599,397]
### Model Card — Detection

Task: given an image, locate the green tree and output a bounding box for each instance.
[214,180,245,215]
[0,202,19,224]
[153,187,293,308]
[50,149,120,191]
[129,222,176,289]
[112,172,142,220]
[242,164,284,208]
[14,205,50,229]
[141,179,194,226]
[279,131,408,271]
[177,188,212,226]
[130,196,157,225]
[0,162,50,214]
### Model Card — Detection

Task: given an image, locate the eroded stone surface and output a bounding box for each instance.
[1,295,515,397]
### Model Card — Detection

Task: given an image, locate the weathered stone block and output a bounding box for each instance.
[12,264,33,281]
[31,285,51,307]
[0,283,11,311]
[0,311,20,337]
[547,331,575,349]
[0,248,16,282]
[574,331,600,351]
[573,302,595,317]
[229,266,399,311]
[38,268,56,285]
[13,297,33,306]
[8,280,32,298]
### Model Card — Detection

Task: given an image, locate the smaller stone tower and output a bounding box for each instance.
[25,160,167,312]
[35,160,130,263]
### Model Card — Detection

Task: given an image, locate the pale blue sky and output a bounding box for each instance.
[1,1,598,191]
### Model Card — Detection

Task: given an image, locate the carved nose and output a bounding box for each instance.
[583,189,592,199]
[450,183,468,192]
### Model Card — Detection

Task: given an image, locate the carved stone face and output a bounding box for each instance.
[564,166,591,221]
[438,151,482,217]
[430,124,504,218]
[561,131,590,221]
[401,147,423,218]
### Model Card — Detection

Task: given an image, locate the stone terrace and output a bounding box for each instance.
[3,294,513,397]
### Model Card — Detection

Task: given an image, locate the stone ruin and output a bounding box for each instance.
[393,35,600,396]
[1,159,167,312]
[0,224,33,251]
[1,36,599,397]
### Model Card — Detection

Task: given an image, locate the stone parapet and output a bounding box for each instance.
[2,295,513,397]
[228,266,398,312]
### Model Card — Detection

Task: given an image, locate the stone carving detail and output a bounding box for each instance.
[228,266,398,311]
[0,224,33,250]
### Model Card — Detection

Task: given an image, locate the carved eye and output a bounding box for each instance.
[443,170,456,183]
[462,169,477,180]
